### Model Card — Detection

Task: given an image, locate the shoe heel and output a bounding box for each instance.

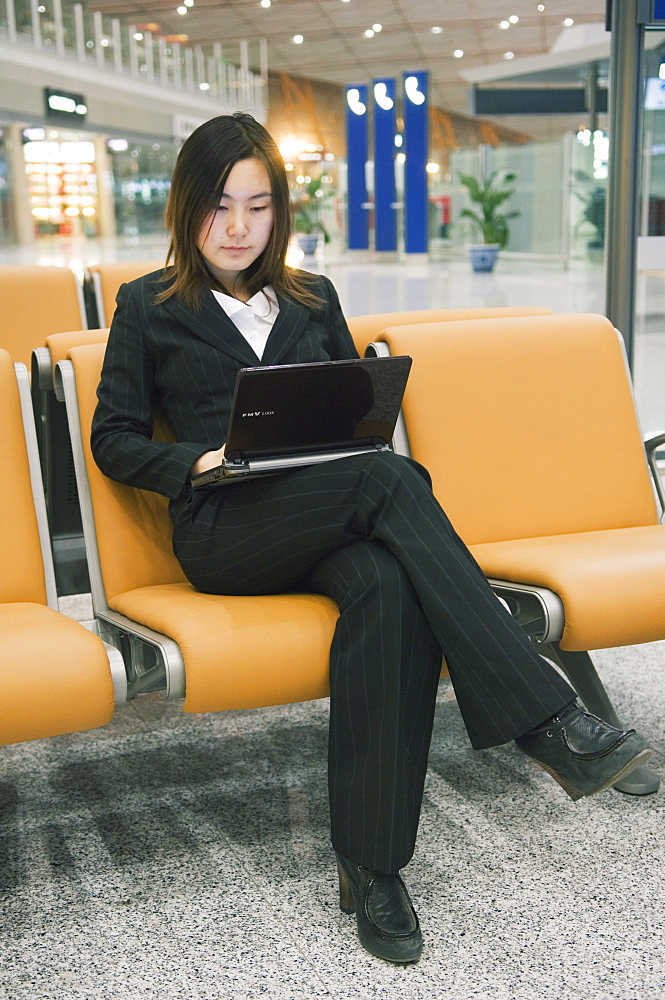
[336,860,356,914]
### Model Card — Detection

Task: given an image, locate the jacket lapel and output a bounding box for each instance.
[154,281,312,367]
[261,295,310,365]
[159,286,260,367]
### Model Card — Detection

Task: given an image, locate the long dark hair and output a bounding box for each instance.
[156,112,321,310]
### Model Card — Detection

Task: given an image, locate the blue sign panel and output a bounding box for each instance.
[402,71,429,254]
[652,0,665,22]
[345,84,369,250]
[372,77,397,252]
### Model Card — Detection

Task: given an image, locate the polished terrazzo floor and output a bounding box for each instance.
[1,237,664,998]
[1,636,664,999]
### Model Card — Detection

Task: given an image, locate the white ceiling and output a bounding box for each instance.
[92,0,611,140]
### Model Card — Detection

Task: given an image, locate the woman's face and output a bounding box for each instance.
[197,157,274,294]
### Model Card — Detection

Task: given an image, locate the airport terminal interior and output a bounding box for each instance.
[2,1,665,998]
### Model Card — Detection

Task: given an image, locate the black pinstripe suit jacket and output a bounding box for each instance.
[91,269,359,504]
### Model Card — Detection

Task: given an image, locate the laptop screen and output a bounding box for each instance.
[225,356,411,461]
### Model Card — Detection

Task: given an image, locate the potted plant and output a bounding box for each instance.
[458,169,520,272]
[291,176,333,255]
[573,172,606,251]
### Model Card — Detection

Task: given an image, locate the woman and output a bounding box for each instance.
[92,113,650,964]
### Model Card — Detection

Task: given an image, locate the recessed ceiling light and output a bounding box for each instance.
[293,33,303,43]
[504,50,515,59]
[538,4,545,9]
[260,0,270,7]
[372,23,382,31]
[364,28,374,37]
[500,20,510,28]
[563,17,574,26]
[509,15,519,23]
[453,49,464,58]
[431,26,443,34]
[199,81,210,90]
[177,6,187,14]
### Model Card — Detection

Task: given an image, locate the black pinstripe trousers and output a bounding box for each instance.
[172,451,574,872]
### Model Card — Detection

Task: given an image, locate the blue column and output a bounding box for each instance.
[372,77,397,251]
[345,84,369,250]
[402,71,429,254]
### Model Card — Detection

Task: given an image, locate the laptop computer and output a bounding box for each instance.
[190,354,412,487]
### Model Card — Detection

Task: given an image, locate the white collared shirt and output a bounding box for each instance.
[211,285,279,360]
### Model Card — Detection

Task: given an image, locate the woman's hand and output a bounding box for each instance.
[191,445,226,476]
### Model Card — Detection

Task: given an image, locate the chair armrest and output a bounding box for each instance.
[645,431,665,514]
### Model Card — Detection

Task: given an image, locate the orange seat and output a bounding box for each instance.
[373,313,665,793]
[57,343,339,711]
[0,348,122,747]
[86,261,165,327]
[0,265,86,369]
[30,329,110,597]
[347,306,552,358]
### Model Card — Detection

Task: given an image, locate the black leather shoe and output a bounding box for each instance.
[336,853,423,963]
[515,703,652,801]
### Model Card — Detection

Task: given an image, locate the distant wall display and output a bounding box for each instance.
[344,73,429,254]
[373,77,397,252]
[345,84,369,250]
[22,128,98,238]
[402,71,429,254]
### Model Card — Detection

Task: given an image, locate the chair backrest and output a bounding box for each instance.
[0,349,51,605]
[63,343,187,606]
[347,306,553,358]
[87,260,165,327]
[377,313,660,545]
[0,265,86,368]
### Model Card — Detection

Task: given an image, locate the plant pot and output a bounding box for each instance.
[467,244,500,273]
[297,234,319,256]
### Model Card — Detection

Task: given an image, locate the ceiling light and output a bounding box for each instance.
[177,6,187,13]
[426,162,439,173]
[503,50,514,59]
[293,33,303,43]
[538,4,545,9]
[133,32,143,39]
[260,0,271,5]
[199,81,210,90]
[563,17,574,26]
[364,28,374,37]
[500,20,510,28]
[372,23,382,31]
[509,15,519,23]
[184,0,194,6]
[431,26,443,34]
[453,49,464,58]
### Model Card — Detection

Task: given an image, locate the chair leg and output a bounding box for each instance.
[538,641,660,796]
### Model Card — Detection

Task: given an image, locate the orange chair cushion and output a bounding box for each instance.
[0,350,47,605]
[347,306,552,357]
[472,525,665,651]
[46,328,109,366]
[0,604,115,745]
[109,583,339,712]
[379,314,659,544]
[89,261,165,326]
[0,266,84,368]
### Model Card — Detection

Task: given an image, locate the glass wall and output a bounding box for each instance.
[433,133,608,262]
[108,139,176,238]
